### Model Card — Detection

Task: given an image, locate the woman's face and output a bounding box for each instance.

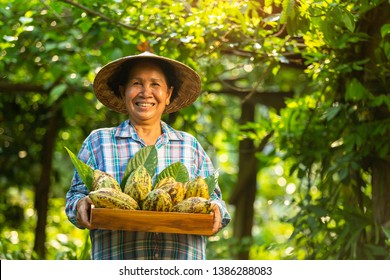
[120,61,173,125]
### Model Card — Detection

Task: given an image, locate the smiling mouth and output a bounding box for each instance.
[136,102,155,108]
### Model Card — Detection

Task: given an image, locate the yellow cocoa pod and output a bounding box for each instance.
[154,176,176,189]
[156,181,185,205]
[92,169,121,191]
[184,177,210,200]
[89,188,140,210]
[123,165,152,204]
[142,189,172,212]
[172,197,211,214]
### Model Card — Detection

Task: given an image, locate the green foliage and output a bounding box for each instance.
[155,162,190,184]
[0,189,91,260]
[121,145,158,188]
[1,0,389,260]
[273,0,390,259]
[64,147,94,191]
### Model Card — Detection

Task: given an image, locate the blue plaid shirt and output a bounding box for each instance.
[65,120,230,260]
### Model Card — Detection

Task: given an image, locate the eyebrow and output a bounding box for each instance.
[128,77,166,85]
[129,77,164,81]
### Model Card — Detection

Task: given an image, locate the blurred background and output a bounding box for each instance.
[0,0,389,260]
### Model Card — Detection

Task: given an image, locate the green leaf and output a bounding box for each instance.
[48,84,67,106]
[383,42,390,60]
[345,78,370,101]
[121,145,158,188]
[280,0,295,24]
[78,20,93,33]
[380,23,390,38]
[322,106,341,121]
[341,8,355,32]
[205,169,219,195]
[64,146,94,191]
[265,0,274,8]
[382,226,390,240]
[155,162,189,185]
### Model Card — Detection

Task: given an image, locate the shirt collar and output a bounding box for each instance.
[115,120,183,141]
[161,121,182,141]
[115,120,137,139]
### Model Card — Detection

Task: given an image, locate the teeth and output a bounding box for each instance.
[137,103,153,107]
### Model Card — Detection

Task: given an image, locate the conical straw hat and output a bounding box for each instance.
[93,52,202,114]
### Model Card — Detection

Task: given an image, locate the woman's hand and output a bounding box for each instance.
[210,202,223,234]
[76,196,93,229]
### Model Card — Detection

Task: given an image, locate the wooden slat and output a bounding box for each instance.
[90,208,214,236]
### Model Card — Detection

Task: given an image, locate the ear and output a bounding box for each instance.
[166,86,173,105]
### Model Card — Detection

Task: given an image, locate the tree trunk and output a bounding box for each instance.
[33,108,58,259]
[360,1,390,250]
[230,102,257,259]
[371,159,390,245]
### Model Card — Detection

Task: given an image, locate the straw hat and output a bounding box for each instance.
[93,52,202,114]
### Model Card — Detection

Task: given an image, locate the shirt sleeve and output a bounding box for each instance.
[210,184,231,228]
[65,136,96,229]
[195,141,231,228]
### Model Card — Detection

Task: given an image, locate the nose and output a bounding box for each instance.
[139,84,153,97]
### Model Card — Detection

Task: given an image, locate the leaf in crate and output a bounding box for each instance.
[64,146,94,191]
[121,145,158,189]
[155,162,189,185]
[205,169,219,195]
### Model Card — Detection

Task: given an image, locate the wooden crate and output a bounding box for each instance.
[90,208,214,236]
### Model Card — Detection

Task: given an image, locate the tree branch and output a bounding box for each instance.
[208,89,293,111]
[240,61,275,105]
[0,82,48,94]
[58,0,159,36]
[0,79,292,112]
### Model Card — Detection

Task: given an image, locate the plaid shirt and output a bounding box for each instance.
[65,120,230,260]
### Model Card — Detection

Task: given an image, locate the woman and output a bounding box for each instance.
[65,52,231,260]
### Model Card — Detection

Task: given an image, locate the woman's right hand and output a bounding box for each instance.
[76,196,93,229]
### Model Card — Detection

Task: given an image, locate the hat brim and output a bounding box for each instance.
[93,52,202,114]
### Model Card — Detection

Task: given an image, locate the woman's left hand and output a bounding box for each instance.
[210,202,223,234]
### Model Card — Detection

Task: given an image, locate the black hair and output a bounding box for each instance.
[108,58,179,102]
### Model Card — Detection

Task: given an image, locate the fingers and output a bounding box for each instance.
[210,202,222,234]
[76,196,92,229]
